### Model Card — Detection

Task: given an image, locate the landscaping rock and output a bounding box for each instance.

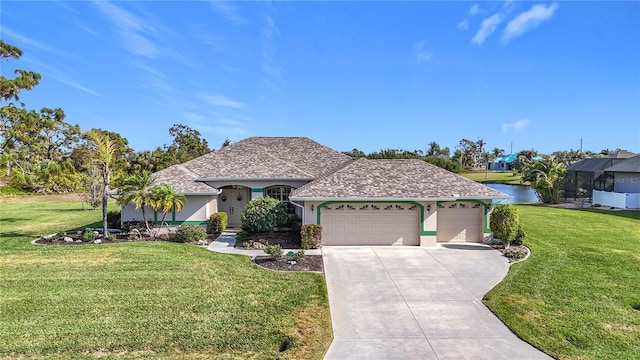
[253,241,267,249]
[64,237,74,243]
[93,231,100,237]
[94,239,102,244]
[75,239,83,243]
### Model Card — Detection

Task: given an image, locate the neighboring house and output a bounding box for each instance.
[489,154,518,171]
[592,155,640,209]
[121,137,510,246]
[564,155,635,200]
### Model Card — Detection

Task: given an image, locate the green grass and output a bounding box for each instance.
[461,171,523,184]
[0,195,332,359]
[485,205,640,360]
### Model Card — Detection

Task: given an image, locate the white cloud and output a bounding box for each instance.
[472,13,504,45]
[457,4,480,30]
[502,119,530,132]
[23,58,102,97]
[201,95,246,110]
[261,13,285,91]
[93,1,159,58]
[1,27,76,59]
[502,3,558,43]
[209,0,246,25]
[413,41,434,62]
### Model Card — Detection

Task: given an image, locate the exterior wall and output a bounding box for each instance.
[121,195,217,226]
[172,195,214,222]
[121,203,155,224]
[302,199,492,247]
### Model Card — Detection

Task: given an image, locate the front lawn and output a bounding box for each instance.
[0,195,332,359]
[485,205,640,360]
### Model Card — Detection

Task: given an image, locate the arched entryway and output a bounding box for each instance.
[218,185,251,228]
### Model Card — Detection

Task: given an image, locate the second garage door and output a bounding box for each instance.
[437,201,483,243]
[320,203,419,246]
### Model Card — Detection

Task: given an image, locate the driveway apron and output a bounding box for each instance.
[322,245,551,360]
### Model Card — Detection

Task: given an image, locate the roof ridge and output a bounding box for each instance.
[291,157,358,196]
[258,142,316,178]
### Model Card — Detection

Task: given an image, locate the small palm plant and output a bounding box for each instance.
[117,173,156,234]
[150,184,186,239]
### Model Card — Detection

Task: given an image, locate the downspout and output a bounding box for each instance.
[290,200,305,225]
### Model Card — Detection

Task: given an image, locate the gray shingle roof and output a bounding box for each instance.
[179,137,352,180]
[152,164,217,194]
[290,158,509,200]
[604,155,640,173]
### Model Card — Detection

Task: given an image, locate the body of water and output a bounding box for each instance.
[485,183,539,203]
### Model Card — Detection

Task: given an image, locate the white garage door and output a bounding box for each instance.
[320,203,419,246]
[437,202,483,243]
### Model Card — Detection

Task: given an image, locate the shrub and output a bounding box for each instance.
[283,213,301,230]
[301,224,322,249]
[513,224,526,246]
[236,231,251,242]
[207,212,228,234]
[83,230,96,241]
[122,221,155,232]
[240,197,287,234]
[107,210,121,229]
[264,243,283,259]
[173,224,207,243]
[490,204,520,248]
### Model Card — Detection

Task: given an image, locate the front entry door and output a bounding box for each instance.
[219,188,249,227]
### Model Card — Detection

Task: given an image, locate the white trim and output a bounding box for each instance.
[289,196,512,202]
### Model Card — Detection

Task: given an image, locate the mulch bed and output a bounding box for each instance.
[489,243,529,262]
[234,230,302,249]
[253,255,324,272]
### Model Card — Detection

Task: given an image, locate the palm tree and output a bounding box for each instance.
[86,130,116,237]
[117,173,156,233]
[150,184,186,238]
[523,157,566,204]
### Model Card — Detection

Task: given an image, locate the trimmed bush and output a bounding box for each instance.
[264,243,283,259]
[173,224,207,243]
[489,204,521,248]
[207,212,228,234]
[283,213,301,230]
[301,224,322,249]
[122,221,155,232]
[240,197,288,234]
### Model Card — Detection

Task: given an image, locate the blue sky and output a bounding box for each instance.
[2,1,639,155]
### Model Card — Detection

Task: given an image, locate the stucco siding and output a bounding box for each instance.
[174,196,212,222]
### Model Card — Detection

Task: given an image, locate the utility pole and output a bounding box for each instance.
[580,137,583,153]
[510,142,513,155]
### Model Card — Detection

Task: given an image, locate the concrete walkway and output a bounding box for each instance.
[207,231,322,256]
[322,245,551,360]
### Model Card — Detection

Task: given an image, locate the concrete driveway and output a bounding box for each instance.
[322,245,551,360]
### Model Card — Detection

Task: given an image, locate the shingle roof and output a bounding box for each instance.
[180,137,351,180]
[604,155,640,173]
[152,164,217,194]
[566,158,625,172]
[290,158,509,200]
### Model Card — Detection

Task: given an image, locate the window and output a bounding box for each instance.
[264,186,295,213]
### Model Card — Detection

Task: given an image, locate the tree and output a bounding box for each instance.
[492,147,505,158]
[117,173,156,233]
[221,138,231,148]
[0,40,41,103]
[522,156,566,204]
[512,149,538,175]
[86,130,116,236]
[150,184,186,237]
[426,141,450,157]
[165,124,210,164]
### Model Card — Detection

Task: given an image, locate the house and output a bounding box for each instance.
[592,155,640,209]
[489,154,518,171]
[121,137,510,246]
[564,153,636,200]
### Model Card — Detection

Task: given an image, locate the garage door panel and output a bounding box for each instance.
[437,202,483,243]
[321,203,419,246]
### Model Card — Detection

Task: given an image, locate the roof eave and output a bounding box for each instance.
[289,195,513,202]
[196,177,313,182]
